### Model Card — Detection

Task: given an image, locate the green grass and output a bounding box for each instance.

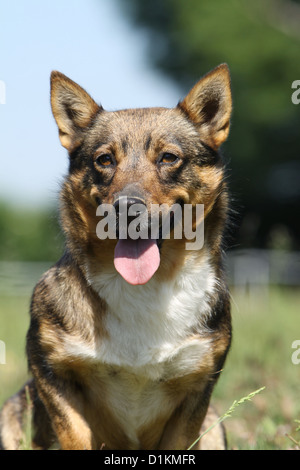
[0,286,299,449]
[0,295,30,405]
[188,386,266,450]
[213,286,300,449]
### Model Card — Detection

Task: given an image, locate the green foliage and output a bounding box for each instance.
[19,385,34,451]
[213,286,300,449]
[120,0,300,249]
[0,201,63,262]
[188,386,266,450]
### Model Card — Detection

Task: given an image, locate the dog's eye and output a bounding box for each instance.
[95,154,114,167]
[159,153,179,165]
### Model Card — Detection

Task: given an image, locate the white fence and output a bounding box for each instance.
[226,249,300,288]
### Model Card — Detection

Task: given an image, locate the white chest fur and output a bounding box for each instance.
[84,255,216,375]
[65,256,216,444]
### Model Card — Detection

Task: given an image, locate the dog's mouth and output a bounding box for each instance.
[111,198,181,286]
[114,238,160,286]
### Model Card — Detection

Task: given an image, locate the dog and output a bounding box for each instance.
[0,64,232,450]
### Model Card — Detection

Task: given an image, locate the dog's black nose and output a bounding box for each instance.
[113,197,146,219]
[114,197,147,238]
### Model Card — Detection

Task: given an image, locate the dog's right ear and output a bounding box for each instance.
[50,71,102,152]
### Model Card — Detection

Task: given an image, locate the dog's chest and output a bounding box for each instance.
[87,259,215,372]
[66,259,216,445]
[89,263,215,444]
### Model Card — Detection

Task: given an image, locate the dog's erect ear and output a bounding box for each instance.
[50,71,101,152]
[178,64,232,150]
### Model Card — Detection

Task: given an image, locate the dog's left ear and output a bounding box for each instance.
[178,64,232,150]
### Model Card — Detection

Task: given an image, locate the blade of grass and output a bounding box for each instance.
[19,385,33,450]
[187,386,266,450]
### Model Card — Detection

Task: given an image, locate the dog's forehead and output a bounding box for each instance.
[93,106,196,145]
[111,107,176,130]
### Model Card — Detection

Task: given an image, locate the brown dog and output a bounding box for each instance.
[0,64,232,450]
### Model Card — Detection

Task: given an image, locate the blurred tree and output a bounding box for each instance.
[119,0,300,249]
[0,202,63,262]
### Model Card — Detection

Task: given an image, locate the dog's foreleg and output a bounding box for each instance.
[157,390,212,450]
[32,372,93,450]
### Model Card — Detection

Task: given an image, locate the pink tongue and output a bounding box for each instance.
[114,239,160,285]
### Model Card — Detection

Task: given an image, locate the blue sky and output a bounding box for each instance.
[0,0,180,207]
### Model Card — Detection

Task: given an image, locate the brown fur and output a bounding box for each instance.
[0,64,232,450]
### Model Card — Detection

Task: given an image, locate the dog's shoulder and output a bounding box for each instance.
[27,254,105,365]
